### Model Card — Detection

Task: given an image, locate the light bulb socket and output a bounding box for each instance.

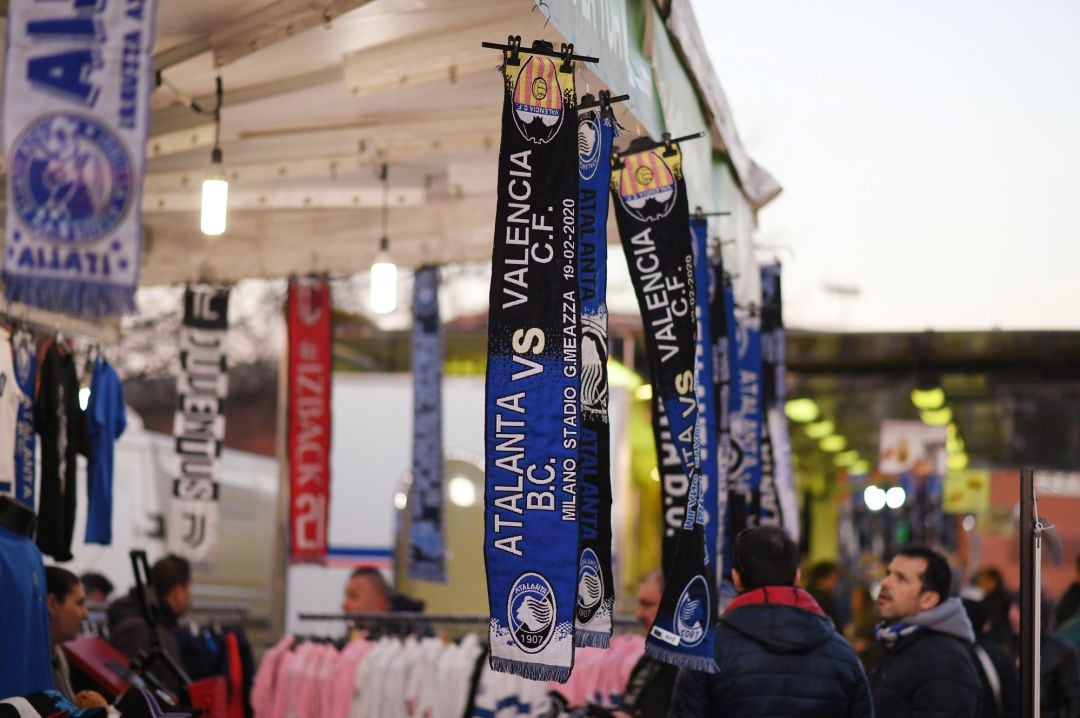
[211,146,223,165]
[379,236,389,252]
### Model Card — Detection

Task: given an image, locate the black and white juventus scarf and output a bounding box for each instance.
[168,284,229,564]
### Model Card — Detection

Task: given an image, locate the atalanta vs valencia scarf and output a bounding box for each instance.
[484,45,580,682]
[287,278,332,564]
[2,0,158,315]
[168,284,229,564]
[612,141,716,672]
[573,106,615,648]
[409,265,447,582]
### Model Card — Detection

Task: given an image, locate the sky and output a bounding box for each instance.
[689,0,1080,331]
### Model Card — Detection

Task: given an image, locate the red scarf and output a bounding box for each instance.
[725,586,826,616]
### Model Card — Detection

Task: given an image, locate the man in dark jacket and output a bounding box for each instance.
[669,527,872,717]
[872,547,982,718]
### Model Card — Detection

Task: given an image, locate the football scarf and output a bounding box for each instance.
[612,141,715,672]
[729,300,765,529]
[168,284,229,564]
[2,0,158,316]
[484,45,580,683]
[287,278,332,564]
[573,107,615,648]
[12,328,36,507]
[690,218,720,574]
[709,254,732,580]
[761,264,798,537]
[409,265,446,582]
[722,280,747,579]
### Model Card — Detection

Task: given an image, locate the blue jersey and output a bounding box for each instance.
[0,524,53,697]
[85,358,126,545]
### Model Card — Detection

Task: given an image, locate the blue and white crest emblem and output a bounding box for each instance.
[10,113,133,245]
[508,572,556,654]
[576,548,604,624]
[578,115,601,180]
[675,575,709,647]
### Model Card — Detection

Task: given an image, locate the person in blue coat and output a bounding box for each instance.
[669,527,873,717]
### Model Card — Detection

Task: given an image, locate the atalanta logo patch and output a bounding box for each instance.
[508,572,557,654]
[578,114,601,180]
[10,113,133,245]
[675,575,710,647]
[576,548,604,624]
[510,55,564,145]
[617,149,678,222]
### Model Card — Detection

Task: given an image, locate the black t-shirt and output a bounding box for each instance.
[35,342,87,561]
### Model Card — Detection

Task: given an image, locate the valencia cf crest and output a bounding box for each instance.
[617,149,679,222]
[509,55,565,145]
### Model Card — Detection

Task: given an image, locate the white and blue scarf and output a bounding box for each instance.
[573,105,615,648]
[760,264,798,537]
[409,265,446,583]
[12,328,37,507]
[484,46,580,683]
[2,0,158,316]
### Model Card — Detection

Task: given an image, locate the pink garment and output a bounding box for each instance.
[250,634,295,718]
[331,639,372,718]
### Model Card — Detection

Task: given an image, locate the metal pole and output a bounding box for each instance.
[1019,467,1038,718]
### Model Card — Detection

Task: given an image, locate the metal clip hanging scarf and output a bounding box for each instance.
[2,0,158,316]
[761,264,798,538]
[573,106,615,648]
[484,44,580,683]
[409,265,446,583]
[690,218,721,586]
[168,284,229,564]
[287,278,332,564]
[12,328,37,507]
[611,141,715,672]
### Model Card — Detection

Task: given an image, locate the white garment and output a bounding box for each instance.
[0,329,25,495]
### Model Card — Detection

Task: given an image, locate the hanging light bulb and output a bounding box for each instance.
[200,77,227,236]
[370,163,397,314]
[370,236,397,314]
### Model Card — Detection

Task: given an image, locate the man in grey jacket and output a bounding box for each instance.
[871,546,982,718]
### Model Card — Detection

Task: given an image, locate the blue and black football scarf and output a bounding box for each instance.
[573,106,615,648]
[690,218,721,582]
[11,328,36,507]
[409,265,446,582]
[484,45,580,682]
[709,252,732,580]
[760,264,797,533]
[612,141,716,672]
[723,280,750,575]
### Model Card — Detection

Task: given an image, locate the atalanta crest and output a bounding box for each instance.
[617,149,678,222]
[509,55,565,145]
[578,114,602,180]
[508,572,557,654]
[576,548,604,624]
[675,574,710,647]
[10,113,133,245]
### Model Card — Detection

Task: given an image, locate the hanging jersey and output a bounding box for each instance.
[12,328,37,508]
[0,524,53,699]
[0,329,26,498]
[85,358,126,545]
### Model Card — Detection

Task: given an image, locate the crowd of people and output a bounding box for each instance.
[43,540,1080,718]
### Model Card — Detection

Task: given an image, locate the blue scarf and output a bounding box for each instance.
[573,106,615,648]
[12,328,36,507]
[875,621,926,648]
[485,47,580,683]
[408,265,446,582]
[730,302,766,527]
[691,218,720,568]
[2,0,158,316]
[760,264,798,535]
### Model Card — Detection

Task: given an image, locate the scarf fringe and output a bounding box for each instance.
[3,274,137,316]
[574,630,611,649]
[644,643,719,674]
[489,656,572,684]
